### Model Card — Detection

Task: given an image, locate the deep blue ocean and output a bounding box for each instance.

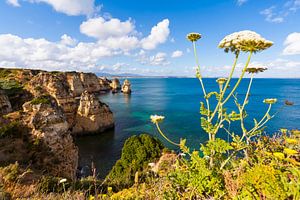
[75,78,300,178]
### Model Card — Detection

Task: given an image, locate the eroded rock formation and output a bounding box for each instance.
[121,79,132,94]
[73,91,114,134]
[22,101,78,179]
[110,78,121,93]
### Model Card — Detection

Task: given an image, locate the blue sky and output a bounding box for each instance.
[0,0,300,77]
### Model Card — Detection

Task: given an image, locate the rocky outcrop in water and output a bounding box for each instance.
[0,90,12,114]
[110,78,121,93]
[121,79,131,94]
[73,91,114,134]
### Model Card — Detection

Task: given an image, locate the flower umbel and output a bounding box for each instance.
[263,98,277,104]
[150,115,165,124]
[216,78,227,85]
[246,66,267,74]
[187,33,202,42]
[219,30,273,54]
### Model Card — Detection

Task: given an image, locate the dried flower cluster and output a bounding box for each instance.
[218,30,273,54]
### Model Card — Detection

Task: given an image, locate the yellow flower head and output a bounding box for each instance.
[263,98,277,104]
[216,78,227,85]
[273,152,285,159]
[219,30,273,54]
[150,115,165,124]
[187,32,202,42]
[283,148,298,155]
[245,66,267,74]
[286,138,298,144]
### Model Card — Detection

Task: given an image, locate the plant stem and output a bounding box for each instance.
[222,51,253,105]
[209,53,240,122]
[156,123,180,146]
[192,42,210,117]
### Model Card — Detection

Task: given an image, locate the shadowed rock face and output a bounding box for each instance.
[0,90,12,114]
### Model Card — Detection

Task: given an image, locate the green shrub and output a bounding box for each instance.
[0,121,22,138]
[0,80,23,96]
[37,176,69,193]
[31,96,51,105]
[0,162,20,182]
[106,134,164,191]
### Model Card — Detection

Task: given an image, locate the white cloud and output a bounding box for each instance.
[140,19,170,50]
[6,0,20,7]
[283,32,300,55]
[149,52,169,66]
[80,17,135,40]
[260,1,300,23]
[7,0,97,16]
[80,18,170,51]
[237,0,248,6]
[60,34,77,46]
[171,50,183,58]
[32,0,96,16]
[260,6,284,23]
[0,34,120,72]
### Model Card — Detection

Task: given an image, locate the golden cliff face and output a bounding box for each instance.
[1,68,117,179]
[26,71,115,133]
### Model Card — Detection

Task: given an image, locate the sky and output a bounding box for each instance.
[0,0,300,77]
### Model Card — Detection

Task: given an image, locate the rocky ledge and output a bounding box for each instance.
[0,68,130,179]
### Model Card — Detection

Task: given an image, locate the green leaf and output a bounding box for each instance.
[204,92,220,100]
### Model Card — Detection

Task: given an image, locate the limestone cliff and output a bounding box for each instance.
[26,71,115,133]
[22,101,78,179]
[121,79,132,94]
[73,91,114,134]
[110,78,121,93]
[0,68,119,180]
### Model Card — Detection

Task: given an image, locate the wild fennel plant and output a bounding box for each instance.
[151,30,277,169]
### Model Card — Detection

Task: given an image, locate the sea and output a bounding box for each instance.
[75,78,300,178]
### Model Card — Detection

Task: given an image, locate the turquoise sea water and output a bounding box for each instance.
[75,78,300,178]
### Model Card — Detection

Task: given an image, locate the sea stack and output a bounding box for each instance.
[110,78,121,93]
[121,79,132,94]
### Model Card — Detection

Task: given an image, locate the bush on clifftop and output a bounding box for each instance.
[106,134,164,191]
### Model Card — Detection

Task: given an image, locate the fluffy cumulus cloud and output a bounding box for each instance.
[6,0,20,7]
[171,50,183,58]
[283,32,300,55]
[140,19,170,50]
[0,34,119,71]
[80,17,135,40]
[7,0,96,16]
[80,17,170,51]
[0,18,171,71]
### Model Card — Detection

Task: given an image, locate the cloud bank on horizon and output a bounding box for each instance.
[1,0,300,77]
